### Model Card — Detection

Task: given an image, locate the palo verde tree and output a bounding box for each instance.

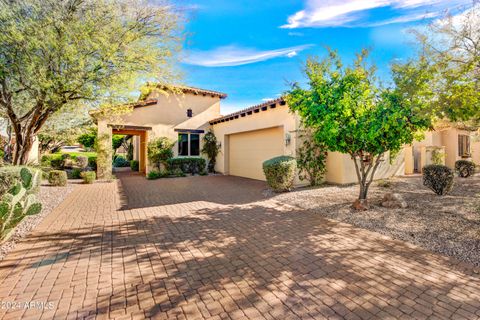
[287,50,431,209]
[0,0,182,164]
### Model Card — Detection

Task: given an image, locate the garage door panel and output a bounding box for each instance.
[229,127,284,181]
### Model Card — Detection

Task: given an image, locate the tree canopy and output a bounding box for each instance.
[287,50,432,208]
[0,0,182,164]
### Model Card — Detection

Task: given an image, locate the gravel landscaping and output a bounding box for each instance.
[0,181,78,260]
[274,174,480,267]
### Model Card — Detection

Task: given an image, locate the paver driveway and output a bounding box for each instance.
[0,173,479,320]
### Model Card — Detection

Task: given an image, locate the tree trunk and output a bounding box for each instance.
[352,153,383,210]
[12,133,34,165]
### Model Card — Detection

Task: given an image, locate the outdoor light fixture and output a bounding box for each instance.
[285,133,291,146]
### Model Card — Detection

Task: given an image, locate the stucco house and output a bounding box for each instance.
[93,84,479,184]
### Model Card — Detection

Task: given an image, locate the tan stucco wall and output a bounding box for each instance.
[113,92,222,171]
[211,104,298,179]
[472,135,480,165]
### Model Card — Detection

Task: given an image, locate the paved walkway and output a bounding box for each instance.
[0,173,479,320]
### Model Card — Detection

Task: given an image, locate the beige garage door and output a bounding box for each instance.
[229,126,284,181]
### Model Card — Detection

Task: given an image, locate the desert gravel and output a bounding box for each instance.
[273,174,480,267]
[0,180,78,260]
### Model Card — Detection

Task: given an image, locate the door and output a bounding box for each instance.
[228,127,284,180]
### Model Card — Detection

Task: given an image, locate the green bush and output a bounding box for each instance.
[455,160,476,178]
[48,170,68,186]
[167,157,206,174]
[0,167,42,239]
[70,168,82,179]
[168,168,186,177]
[88,156,97,170]
[130,160,139,171]
[263,156,297,192]
[76,156,88,169]
[81,171,96,184]
[113,155,130,167]
[147,137,174,170]
[423,165,454,195]
[147,170,168,180]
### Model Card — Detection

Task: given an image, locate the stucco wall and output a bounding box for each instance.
[472,136,480,166]
[211,104,298,177]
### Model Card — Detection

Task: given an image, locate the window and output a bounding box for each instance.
[190,134,200,156]
[187,109,193,117]
[178,133,200,156]
[178,133,188,156]
[458,134,471,157]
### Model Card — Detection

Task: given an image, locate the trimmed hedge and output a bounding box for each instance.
[167,157,206,174]
[130,160,139,171]
[48,170,68,186]
[423,164,454,195]
[81,171,96,184]
[455,160,476,178]
[263,156,297,192]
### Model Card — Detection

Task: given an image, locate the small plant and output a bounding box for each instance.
[199,169,208,176]
[201,130,221,173]
[113,155,130,167]
[81,171,96,184]
[377,179,392,188]
[167,157,206,174]
[130,160,139,172]
[48,170,68,186]
[147,170,167,180]
[455,160,476,178]
[263,156,297,192]
[169,168,186,177]
[71,168,82,179]
[50,158,64,169]
[147,137,174,170]
[297,127,327,186]
[430,148,445,165]
[88,156,97,170]
[423,164,454,195]
[76,156,88,169]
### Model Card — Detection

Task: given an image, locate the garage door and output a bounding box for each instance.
[229,127,284,180]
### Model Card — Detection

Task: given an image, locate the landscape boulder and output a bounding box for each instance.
[381,192,407,209]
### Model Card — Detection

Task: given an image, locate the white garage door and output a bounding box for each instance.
[228,127,284,181]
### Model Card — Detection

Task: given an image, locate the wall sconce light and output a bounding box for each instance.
[285,133,291,146]
[218,141,222,148]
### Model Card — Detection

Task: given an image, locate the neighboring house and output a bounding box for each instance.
[93,85,479,184]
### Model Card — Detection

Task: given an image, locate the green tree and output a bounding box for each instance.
[399,3,480,122]
[287,50,431,209]
[147,137,174,170]
[201,129,221,173]
[77,130,97,150]
[0,0,181,164]
[297,127,327,186]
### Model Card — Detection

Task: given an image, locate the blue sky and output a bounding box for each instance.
[178,0,471,114]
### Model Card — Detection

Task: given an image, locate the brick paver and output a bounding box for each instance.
[0,173,479,319]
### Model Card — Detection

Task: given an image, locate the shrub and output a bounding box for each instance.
[130,160,139,171]
[423,165,454,195]
[48,170,68,186]
[167,157,206,174]
[70,168,82,179]
[263,156,297,192]
[297,128,327,186]
[88,156,97,170]
[201,130,221,173]
[168,168,186,177]
[147,170,167,180]
[147,137,174,170]
[81,171,96,184]
[61,153,71,160]
[113,155,130,167]
[76,156,88,169]
[0,167,42,238]
[199,169,208,176]
[455,160,476,178]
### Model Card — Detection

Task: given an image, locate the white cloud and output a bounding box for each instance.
[281,0,471,28]
[183,44,313,67]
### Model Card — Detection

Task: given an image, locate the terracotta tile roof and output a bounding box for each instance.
[153,84,227,99]
[209,97,286,125]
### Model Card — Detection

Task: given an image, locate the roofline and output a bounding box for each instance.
[209,97,286,125]
[154,84,228,99]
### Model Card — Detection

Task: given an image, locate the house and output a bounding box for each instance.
[93,85,479,183]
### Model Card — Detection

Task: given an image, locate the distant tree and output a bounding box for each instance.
[398,2,480,123]
[77,130,97,150]
[201,130,221,173]
[0,0,182,164]
[296,127,327,186]
[287,50,431,209]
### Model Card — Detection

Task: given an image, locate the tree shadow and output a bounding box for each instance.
[2,197,479,319]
